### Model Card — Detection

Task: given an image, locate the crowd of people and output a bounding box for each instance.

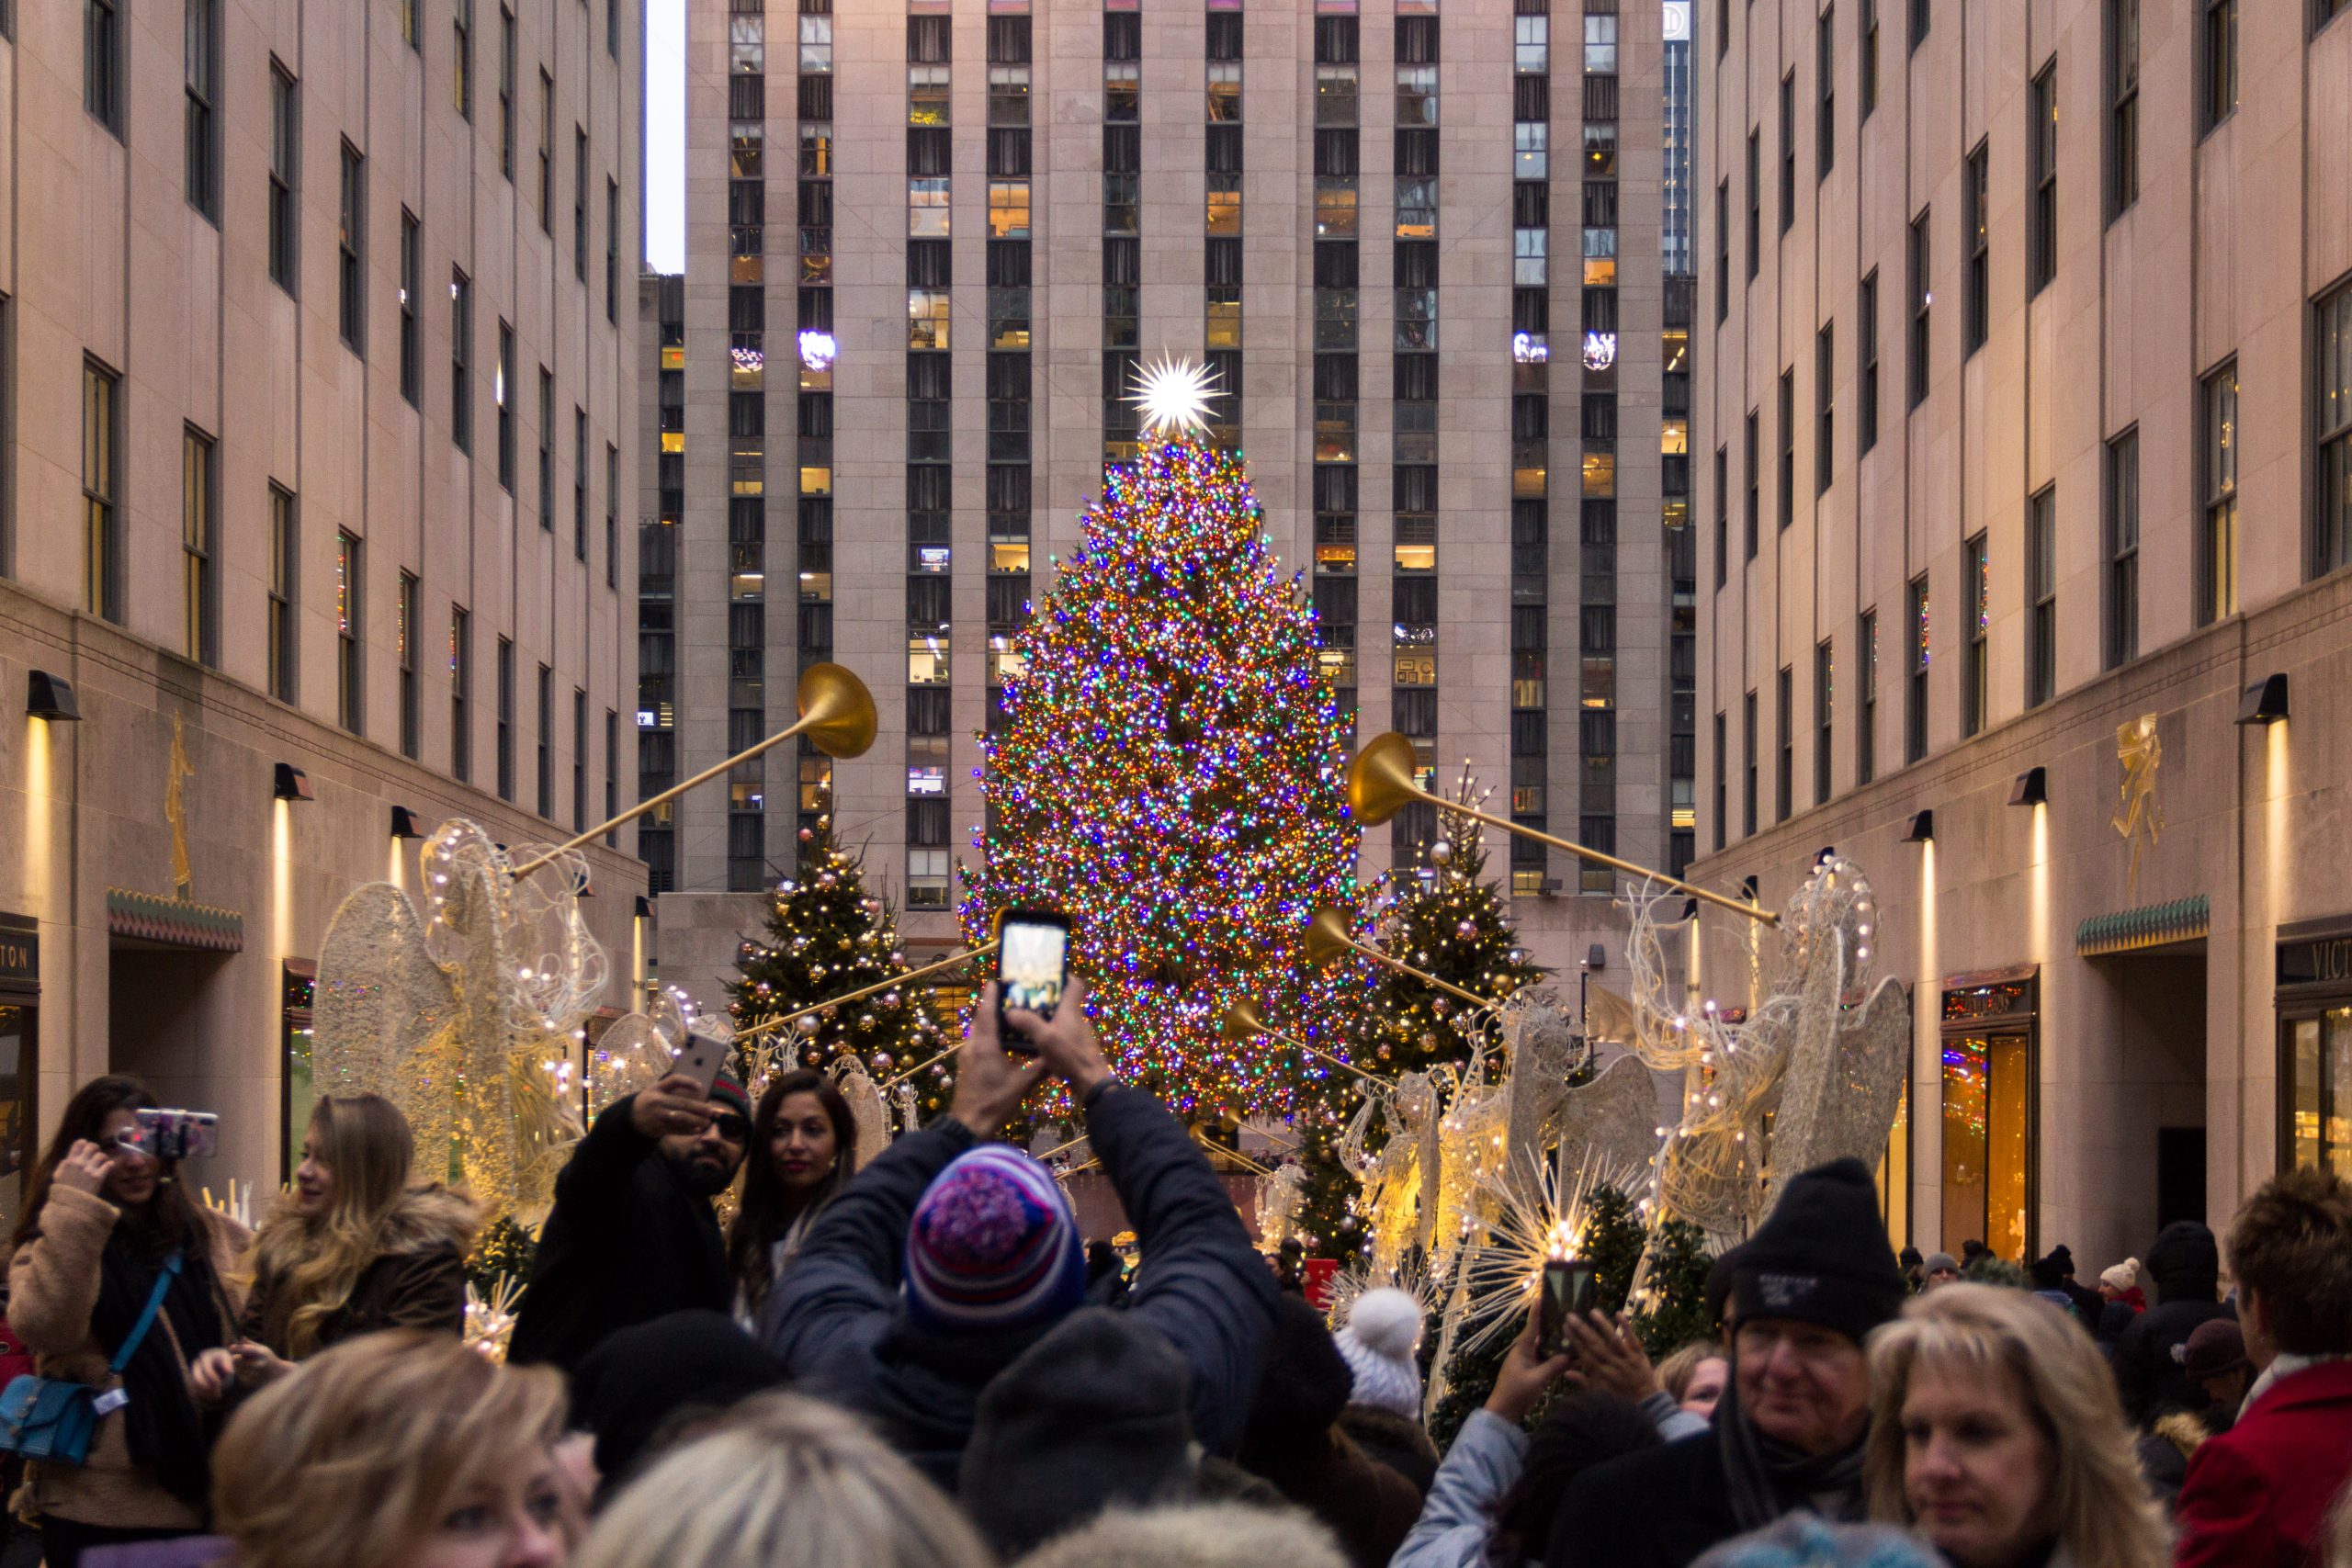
[0,985,2347,1568]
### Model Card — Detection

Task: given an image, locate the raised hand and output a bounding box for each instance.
[950,986,1049,1135]
[51,1140,116,1198]
[1005,976,1112,1100]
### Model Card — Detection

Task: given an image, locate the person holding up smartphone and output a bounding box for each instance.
[6,1076,249,1568]
[506,1059,755,1378]
[759,974,1279,1531]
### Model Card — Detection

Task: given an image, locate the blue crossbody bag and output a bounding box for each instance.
[0,1250,183,1465]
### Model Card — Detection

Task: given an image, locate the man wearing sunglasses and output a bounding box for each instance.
[509,1067,754,1379]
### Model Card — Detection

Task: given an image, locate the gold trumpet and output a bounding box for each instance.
[1220,998,1389,1086]
[1303,906,1502,1010]
[736,940,1001,1048]
[1346,731,1779,926]
[509,664,877,881]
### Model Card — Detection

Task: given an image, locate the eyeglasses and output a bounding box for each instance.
[710,1112,752,1143]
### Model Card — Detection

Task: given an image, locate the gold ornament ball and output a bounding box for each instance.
[1430,840,1453,865]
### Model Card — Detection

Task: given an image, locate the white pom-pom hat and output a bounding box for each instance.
[1335,1286,1425,1420]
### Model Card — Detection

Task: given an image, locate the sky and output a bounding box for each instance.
[644,0,685,274]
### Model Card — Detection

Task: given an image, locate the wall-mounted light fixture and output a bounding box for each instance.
[1739,874,1759,902]
[2008,766,2047,807]
[390,806,425,839]
[1814,845,1837,866]
[273,762,313,802]
[26,671,80,721]
[2235,673,2289,727]
[1903,809,1935,843]
[633,895,653,919]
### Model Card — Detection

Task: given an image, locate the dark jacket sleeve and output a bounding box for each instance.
[759,1117,978,1371]
[2111,1316,2156,1425]
[1088,1084,1278,1456]
[509,1096,661,1366]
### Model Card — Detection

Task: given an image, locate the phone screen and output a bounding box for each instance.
[997,913,1070,1030]
[1539,1259,1599,1358]
[125,1110,219,1163]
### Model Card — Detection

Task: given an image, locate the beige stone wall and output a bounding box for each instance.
[0,0,644,1186]
[1698,1,2352,1259]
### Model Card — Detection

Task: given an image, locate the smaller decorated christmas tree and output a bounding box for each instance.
[1368,770,1546,1077]
[729,813,957,1117]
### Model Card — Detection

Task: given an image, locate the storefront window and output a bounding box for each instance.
[2285,1008,2352,1176]
[0,1003,33,1240]
[282,962,314,1181]
[1940,975,2036,1261]
[2275,935,2352,1176]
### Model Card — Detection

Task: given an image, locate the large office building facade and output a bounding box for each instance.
[0,0,646,1211]
[645,0,1703,1010]
[1696,0,2352,1265]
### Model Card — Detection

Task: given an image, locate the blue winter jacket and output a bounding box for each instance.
[758,1083,1277,1488]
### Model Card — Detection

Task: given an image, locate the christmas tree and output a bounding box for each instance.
[730,812,958,1120]
[960,356,1372,1117]
[1367,772,1546,1077]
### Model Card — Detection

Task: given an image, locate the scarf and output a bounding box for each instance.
[91,1219,233,1510]
[1714,1371,1871,1532]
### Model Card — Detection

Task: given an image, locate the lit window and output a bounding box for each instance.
[1206,184,1242,236]
[1514,228,1548,288]
[908,177,950,238]
[1394,651,1437,685]
[1208,62,1241,122]
[1396,64,1437,127]
[988,181,1030,240]
[1515,16,1549,73]
[1206,288,1241,349]
[1514,122,1548,179]
[909,65,949,126]
[908,288,950,350]
[1315,178,1359,238]
[1315,63,1358,126]
[1582,452,1616,497]
[909,636,951,684]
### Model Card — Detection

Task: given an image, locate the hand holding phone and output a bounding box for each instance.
[122,1110,219,1163]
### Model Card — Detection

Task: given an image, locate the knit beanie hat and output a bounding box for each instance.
[2029,1246,2073,1289]
[1724,1158,1905,1344]
[1919,1253,1961,1277]
[1334,1287,1425,1420]
[1690,1517,1944,1568]
[708,1074,752,1120]
[2099,1257,2141,1292]
[958,1307,1197,1557]
[906,1144,1087,1335]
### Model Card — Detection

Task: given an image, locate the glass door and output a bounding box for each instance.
[1941,1031,2032,1260]
[2284,1007,2352,1176]
[0,1003,35,1240]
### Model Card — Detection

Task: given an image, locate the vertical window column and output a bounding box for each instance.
[1508,0,1548,892]
[1665,284,1696,878]
[1394,0,1439,865]
[1577,0,1620,894]
[906,0,952,908]
[639,276,683,891]
[1204,0,1243,448]
[1313,0,1363,841]
[984,2,1035,862]
[796,4,834,843]
[1102,3,1141,466]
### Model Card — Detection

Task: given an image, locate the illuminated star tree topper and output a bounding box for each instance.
[1127,353,1222,438]
[960,383,1374,1116]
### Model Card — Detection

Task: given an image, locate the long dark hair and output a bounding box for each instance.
[12,1074,208,1258]
[726,1070,857,1318]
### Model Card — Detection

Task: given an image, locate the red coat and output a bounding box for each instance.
[2174,1358,2352,1568]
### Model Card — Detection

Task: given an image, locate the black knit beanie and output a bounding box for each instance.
[1725,1158,1905,1344]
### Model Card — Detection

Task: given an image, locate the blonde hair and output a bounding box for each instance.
[574,1392,998,1568]
[1863,1284,2165,1568]
[1657,1339,1728,1404]
[213,1330,568,1568]
[1012,1504,1348,1568]
[248,1095,459,1357]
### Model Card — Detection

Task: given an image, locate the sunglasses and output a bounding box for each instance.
[709,1112,752,1142]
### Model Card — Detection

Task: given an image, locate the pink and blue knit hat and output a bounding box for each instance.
[905,1145,1087,1335]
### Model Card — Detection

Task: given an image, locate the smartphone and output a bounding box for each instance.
[1538,1258,1600,1359]
[669,1032,729,1097]
[120,1110,219,1164]
[996,908,1072,1054]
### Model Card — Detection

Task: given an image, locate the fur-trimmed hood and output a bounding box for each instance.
[373,1183,483,1258]
[1012,1503,1347,1568]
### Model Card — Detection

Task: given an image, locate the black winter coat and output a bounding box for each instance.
[760,1084,1277,1489]
[508,1095,731,1376]
[1546,1427,1745,1568]
[2113,1221,2233,1426]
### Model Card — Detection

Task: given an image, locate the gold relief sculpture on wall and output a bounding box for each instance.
[2112,713,2163,894]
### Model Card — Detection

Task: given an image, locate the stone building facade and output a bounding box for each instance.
[1696,0,2352,1263]
[0,0,645,1213]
